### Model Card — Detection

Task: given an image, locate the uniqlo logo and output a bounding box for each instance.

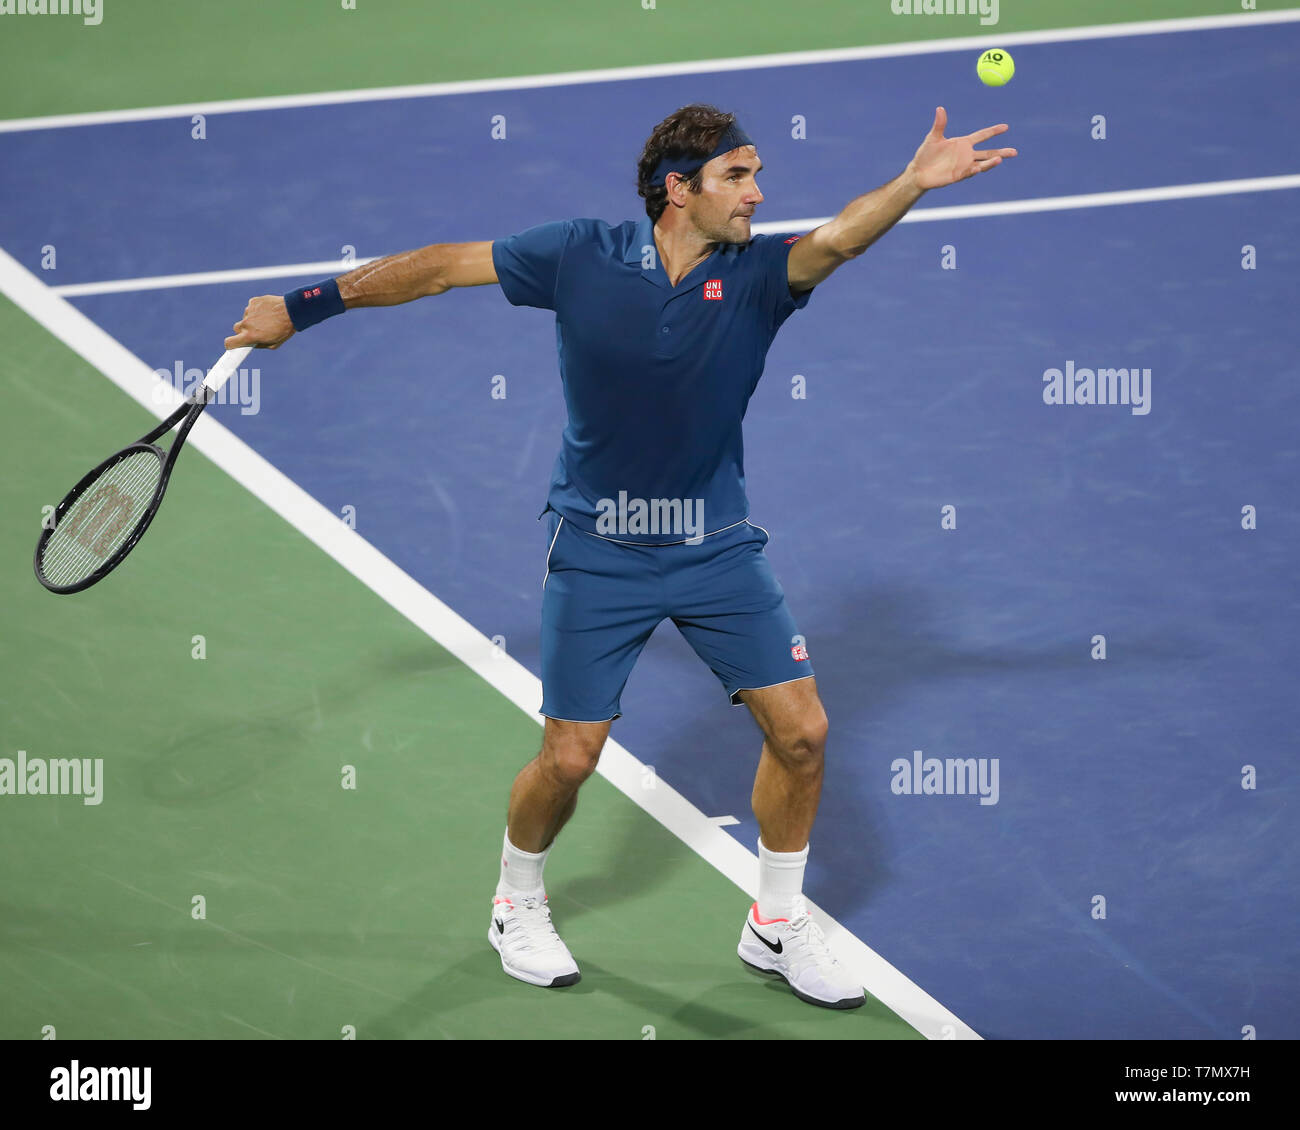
[304,287,321,299]
[704,279,723,300]
[791,644,809,662]
[784,236,800,244]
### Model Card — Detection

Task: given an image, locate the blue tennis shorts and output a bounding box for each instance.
[539,506,814,722]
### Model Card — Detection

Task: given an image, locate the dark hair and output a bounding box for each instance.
[636,104,738,223]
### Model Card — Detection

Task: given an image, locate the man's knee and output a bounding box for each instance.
[540,721,608,788]
[542,741,602,788]
[766,706,829,771]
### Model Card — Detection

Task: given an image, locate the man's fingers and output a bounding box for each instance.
[224,333,279,350]
[225,323,266,349]
[970,123,1010,144]
[226,295,293,352]
[929,105,947,137]
[977,148,1017,171]
[973,147,1018,160]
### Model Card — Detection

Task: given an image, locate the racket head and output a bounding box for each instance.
[35,442,169,593]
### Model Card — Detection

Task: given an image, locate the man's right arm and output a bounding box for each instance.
[225,240,498,349]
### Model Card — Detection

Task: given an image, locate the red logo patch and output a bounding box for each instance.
[783,236,800,244]
[791,644,809,662]
[704,279,723,300]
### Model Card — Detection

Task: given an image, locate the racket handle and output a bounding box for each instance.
[202,346,253,395]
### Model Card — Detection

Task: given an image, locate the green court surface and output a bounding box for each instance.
[0,0,1245,120]
[0,1,1240,1040]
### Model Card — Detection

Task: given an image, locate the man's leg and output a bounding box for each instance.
[663,521,858,1005]
[497,508,657,988]
[488,717,612,989]
[741,675,826,925]
[506,716,612,853]
[736,676,863,1008]
[739,676,827,853]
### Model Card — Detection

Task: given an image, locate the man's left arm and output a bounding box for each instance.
[787,106,1016,293]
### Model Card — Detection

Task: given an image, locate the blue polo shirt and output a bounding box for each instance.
[492,216,812,543]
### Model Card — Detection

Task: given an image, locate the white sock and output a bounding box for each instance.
[495,829,550,898]
[756,838,809,921]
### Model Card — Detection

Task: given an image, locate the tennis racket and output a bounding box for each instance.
[34,346,253,594]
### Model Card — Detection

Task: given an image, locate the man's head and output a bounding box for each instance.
[637,104,764,244]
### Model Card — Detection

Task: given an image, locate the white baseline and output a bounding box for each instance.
[1,10,1297,133]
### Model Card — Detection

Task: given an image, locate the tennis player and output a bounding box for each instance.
[227,103,1015,1009]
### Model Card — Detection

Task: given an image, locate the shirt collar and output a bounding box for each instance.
[624,216,655,268]
[625,216,730,292]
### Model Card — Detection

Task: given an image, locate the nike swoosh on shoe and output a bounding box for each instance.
[748,922,783,954]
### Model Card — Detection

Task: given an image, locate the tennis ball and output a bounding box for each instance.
[976,48,1015,87]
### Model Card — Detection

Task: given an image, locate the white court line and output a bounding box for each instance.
[0,243,977,1040]
[49,174,1300,298]
[757,173,1300,232]
[1,10,1297,133]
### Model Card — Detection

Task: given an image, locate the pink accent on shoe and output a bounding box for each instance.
[751,902,790,925]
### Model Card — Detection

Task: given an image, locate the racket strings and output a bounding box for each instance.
[41,451,163,586]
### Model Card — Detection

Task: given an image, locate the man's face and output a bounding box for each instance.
[682,145,764,244]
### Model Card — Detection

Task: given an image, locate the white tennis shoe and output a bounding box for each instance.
[738,897,866,1009]
[488,893,581,988]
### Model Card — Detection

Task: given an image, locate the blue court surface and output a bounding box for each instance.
[3,20,1297,1038]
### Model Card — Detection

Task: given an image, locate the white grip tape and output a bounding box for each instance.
[203,346,253,394]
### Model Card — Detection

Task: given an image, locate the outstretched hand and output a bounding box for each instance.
[908,106,1017,191]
